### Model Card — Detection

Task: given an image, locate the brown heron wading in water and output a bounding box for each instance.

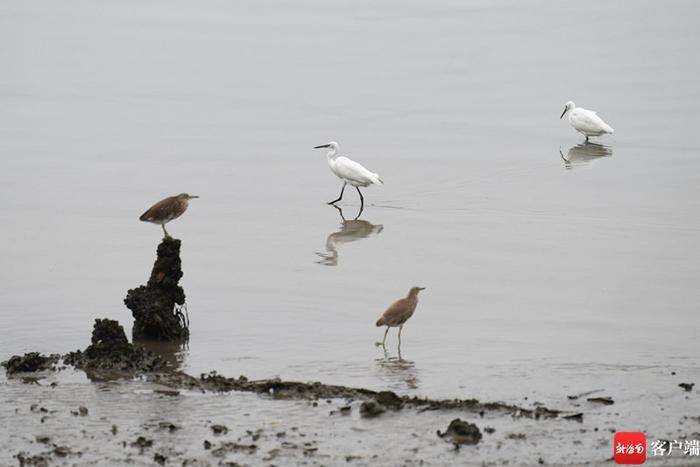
[376,286,425,347]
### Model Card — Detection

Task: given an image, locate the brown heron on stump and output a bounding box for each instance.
[139,193,198,237]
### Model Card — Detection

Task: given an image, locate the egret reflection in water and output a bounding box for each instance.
[560,142,613,169]
[315,206,383,266]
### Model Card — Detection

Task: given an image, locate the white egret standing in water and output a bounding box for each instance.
[314,141,383,212]
[560,101,615,142]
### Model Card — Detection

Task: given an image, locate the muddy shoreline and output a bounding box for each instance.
[3,347,697,466]
[2,322,592,467]
[3,318,565,422]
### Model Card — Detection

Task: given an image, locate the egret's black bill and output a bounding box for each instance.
[314,144,330,149]
[559,108,567,119]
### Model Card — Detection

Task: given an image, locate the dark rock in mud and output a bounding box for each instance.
[15,452,50,467]
[679,382,695,392]
[359,391,402,417]
[153,453,167,465]
[360,400,386,418]
[71,406,88,416]
[437,418,482,446]
[567,389,603,400]
[563,412,584,422]
[211,424,228,435]
[63,319,166,374]
[587,396,614,405]
[375,390,404,410]
[124,237,189,341]
[211,442,257,456]
[52,446,72,457]
[2,352,59,375]
[532,406,559,419]
[30,404,48,413]
[330,405,352,416]
[157,422,179,432]
[131,436,154,451]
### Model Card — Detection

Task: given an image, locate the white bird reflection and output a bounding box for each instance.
[560,142,613,170]
[315,206,383,266]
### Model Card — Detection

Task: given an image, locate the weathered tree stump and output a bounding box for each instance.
[63,318,167,372]
[124,237,189,341]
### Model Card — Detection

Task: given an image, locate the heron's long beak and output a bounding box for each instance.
[189,195,200,199]
[314,144,330,149]
[559,107,567,119]
[418,287,426,291]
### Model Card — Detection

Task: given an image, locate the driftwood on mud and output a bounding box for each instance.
[124,237,189,341]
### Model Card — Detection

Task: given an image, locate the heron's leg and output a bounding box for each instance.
[328,182,346,205]
[381,326,390,346]
[398,324,404,349]
[375,326,389,347]
[355,203,364,220]
[585,135,589,143]
[162,224,170,238]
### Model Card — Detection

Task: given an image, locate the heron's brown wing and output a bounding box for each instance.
[377,298,409,327]
[140,196,178,222]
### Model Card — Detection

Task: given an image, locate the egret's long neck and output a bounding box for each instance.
[326,147,339,161]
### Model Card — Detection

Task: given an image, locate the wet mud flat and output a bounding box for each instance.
[2,374,698,467]
[3,330,698,467]
[2,245,698,466]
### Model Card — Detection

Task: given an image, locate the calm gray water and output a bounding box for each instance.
[1,0,699,446]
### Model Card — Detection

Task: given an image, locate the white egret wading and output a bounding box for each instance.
[560,101,614,142]
[314,141,383,212]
